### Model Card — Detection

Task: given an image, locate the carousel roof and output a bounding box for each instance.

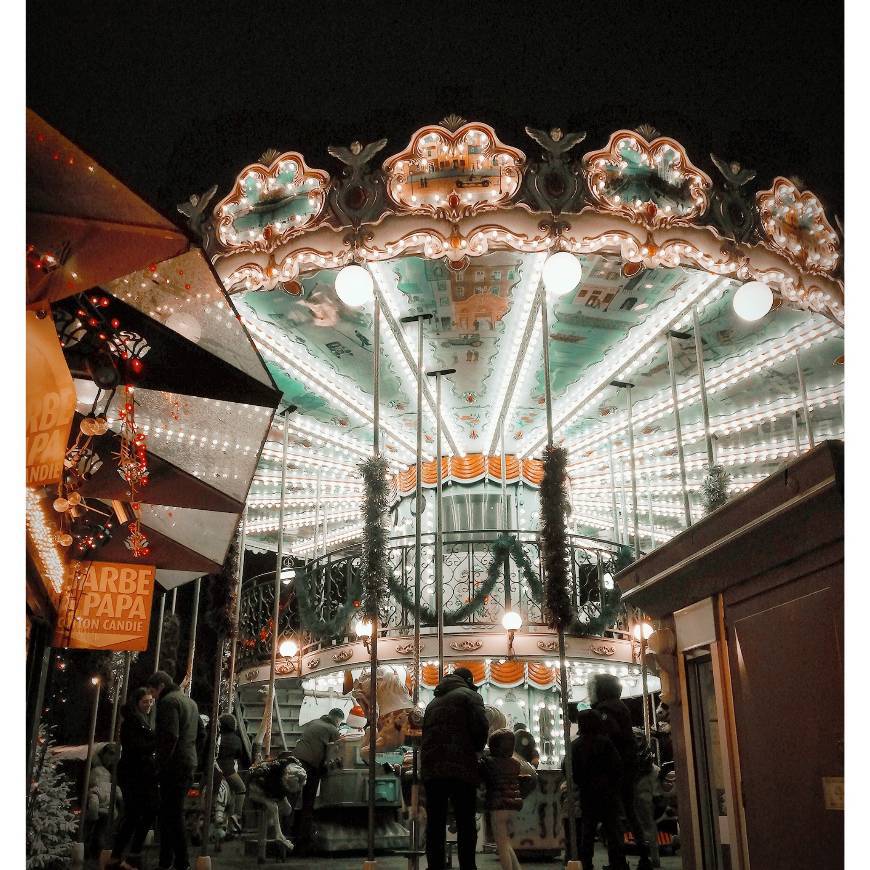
[191,118,843,559]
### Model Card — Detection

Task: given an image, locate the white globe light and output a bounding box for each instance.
[165,311,202,344]
[542,252,583,296]
[602,573,614,590]
[631,621,655,641]
[732,281,773,321]
[354,619,373,638]
[335,264,374,307]
[501,610,523,631]
[279,638,299,658]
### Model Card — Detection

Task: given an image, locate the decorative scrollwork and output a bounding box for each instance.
[519,127,587,215]
[333,649,353,663]
[396,641,425,655]
[307,657,320,670]
[707,155,758,245]
[450,640,483,652]
[327,138,390,229]
[591,643,615,657]
[537,640,558,652]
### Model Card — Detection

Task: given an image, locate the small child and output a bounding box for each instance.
[480,728,535,870]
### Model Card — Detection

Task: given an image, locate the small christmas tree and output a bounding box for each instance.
[27,726,78,870]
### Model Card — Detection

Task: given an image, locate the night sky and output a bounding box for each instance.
[27,1,844,223]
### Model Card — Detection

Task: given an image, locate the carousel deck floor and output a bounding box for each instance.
[113,841,684,868]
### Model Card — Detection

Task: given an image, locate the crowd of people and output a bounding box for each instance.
[101,665,668,870]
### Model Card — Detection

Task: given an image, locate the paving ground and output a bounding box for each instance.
[90,840,683,869]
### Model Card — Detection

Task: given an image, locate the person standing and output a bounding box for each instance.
[511,722,540,769]
[107,688,158,869]
[291,707,345,853]
[421,667,489,870]
[480,728,537,870]
[572,709,628,870]
[216,714,248,831]
[589,673,653,870]
[145,671,200,870]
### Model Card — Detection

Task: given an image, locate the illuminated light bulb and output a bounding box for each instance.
[335,264,374,307]
[733,281,774,321]
[631,621,655,641]
[354,620,373,638]
[602,573,614,590]
[542,252,582,296]
[279,638,299,658]
[502,611,523,631]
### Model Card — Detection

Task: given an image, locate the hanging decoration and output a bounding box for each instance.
[116,385,150,557]
[701,463,730,514]
[359,456,390,618]
[206,524,241,638]
[539,445,573,628]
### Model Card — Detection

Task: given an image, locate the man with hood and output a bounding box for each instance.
[145,670,200,870]
[421,666,490,870]
[588,672,653,870]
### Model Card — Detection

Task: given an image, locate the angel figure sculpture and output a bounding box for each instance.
[327,138,389,228]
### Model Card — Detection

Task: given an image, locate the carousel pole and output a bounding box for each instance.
[612,381,640,559]
[692,308,716,466]
[198,628,225,868]
[224,507,247,715]
[154,590,166,670]
[103,653,131,864]
[607,438,620,543]
[366,295,383,868]
[666,331,692,527]
[314,467,322,555]
[27,641,52,796]
[645,471,655,550]
[264,406,291,758]
[71,677,101,870]
[171,587,178,614]
[796,349,815,449]
[539,284,579,866]
[792,411,802,456]
[185,577,201,696]
[426,367,455,680]
[500,419,512,610]
[619,458,629,545]
[400,311,431,861]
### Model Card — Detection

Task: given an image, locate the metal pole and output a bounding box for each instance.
[154,591,166,671]
[625,384,640,559]
[265,408,290,757]
[796,349,815,449]
[692,307,715,466]
[792,410,801,456]
[225,507,247,714]
[77,679,101,844]
[641,635,651,741]
[107,652,131,843]
[500,419,512,611]
[27,641,52,795]
[619,459,629,545]
[607,439,619,543]
[645,471,655,550]
[314,467,322,555]
[171,587,177,614]
[368,294,381,864]
[540,282,578,864]
[185,577,201,696]
[666,333,692,527]
[435,375,444,678]
[200,632,225,860]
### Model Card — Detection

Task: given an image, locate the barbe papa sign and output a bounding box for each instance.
[54,561,156,651]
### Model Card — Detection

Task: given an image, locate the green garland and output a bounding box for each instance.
[539,445,573,628]
[386,533,543,626]
[295,563,363,641]
[701,463,730,514]
[359,456,390,618]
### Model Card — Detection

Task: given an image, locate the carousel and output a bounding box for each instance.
[169,116,843,858]
[27,112,844,863]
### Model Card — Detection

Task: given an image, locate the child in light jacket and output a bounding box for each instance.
[480,728,537,870]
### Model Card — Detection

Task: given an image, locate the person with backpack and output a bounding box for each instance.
[480,728,537,870]
[588,673,653,870]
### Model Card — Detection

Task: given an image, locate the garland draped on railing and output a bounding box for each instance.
[359,456,390,618]
[386,533,542,626]
[539,445,573,628]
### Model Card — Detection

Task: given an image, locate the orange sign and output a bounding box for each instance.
[26,309,76,486]
[54,561,157,651]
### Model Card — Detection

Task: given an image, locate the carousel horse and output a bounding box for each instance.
[352,667,423,756]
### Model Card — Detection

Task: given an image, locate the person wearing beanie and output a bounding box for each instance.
[145,670,200,870]
[421,666,490,870]
[291,707,345,854]
[216,714,248,830]
[480,728,537,870]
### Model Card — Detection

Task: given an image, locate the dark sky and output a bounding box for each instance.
[27,1,844,227]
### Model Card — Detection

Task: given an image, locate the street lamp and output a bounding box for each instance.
[279,638,299,658]
[355,619,373,653]
[502,610,523,659]
[335,264,374,307]
[631,620,655,641]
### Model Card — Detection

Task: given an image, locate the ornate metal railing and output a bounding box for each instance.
[237,529,630,665]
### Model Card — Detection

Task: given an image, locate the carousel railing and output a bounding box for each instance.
[237,528,630,666]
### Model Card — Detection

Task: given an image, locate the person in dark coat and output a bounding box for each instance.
[247,752,308,851]
[572,709,628,870]
[421,667,490,870]
[146,670,200,870]
[107,687,158,869]
[291,707,344,853]
[217,714,247,828]
[589,673,653,870]
[512,722,540,768]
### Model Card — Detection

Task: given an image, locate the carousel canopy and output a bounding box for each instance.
[186,118,843,559]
